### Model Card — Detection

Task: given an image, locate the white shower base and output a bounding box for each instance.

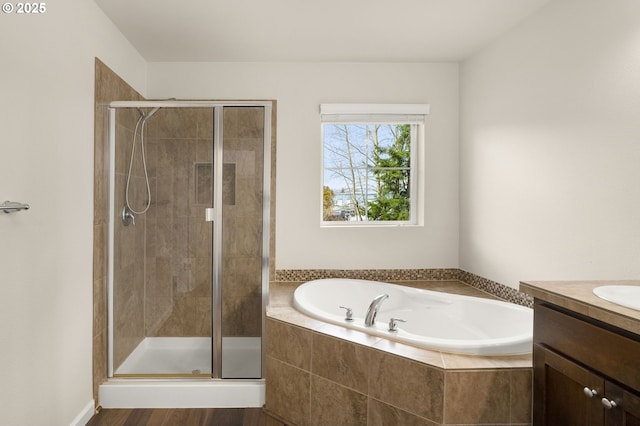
[115,337,211,375]
[101,337,264,408]
[115,337,261,378]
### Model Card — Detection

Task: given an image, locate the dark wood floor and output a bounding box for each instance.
[86,408,268,426]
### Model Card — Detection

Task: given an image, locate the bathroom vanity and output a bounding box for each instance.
[521,280,640,426]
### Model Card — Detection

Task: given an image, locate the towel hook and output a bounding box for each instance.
[2,200,30,214]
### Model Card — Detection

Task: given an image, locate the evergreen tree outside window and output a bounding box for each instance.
[320,104,429,226]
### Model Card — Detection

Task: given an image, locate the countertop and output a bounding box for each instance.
[520,280,640,336]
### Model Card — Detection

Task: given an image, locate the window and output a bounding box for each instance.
[320,104,429,226]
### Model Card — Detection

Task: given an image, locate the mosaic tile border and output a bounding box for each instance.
[274,268,461,282]
[273,268,534,308]
[457,270,534,308]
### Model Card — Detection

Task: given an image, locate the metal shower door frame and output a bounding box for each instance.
[106,100,272,379]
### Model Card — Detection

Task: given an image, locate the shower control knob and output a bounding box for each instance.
[121,206,136,226]
[339,306,354,321]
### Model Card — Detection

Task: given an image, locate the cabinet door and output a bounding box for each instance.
[605,381,640,426]
[534,344,603,426]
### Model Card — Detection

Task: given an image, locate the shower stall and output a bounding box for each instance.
[101,101,271,407]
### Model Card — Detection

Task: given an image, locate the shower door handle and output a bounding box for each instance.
[205,208,216,222]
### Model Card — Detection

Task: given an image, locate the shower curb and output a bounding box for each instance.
[99,379,265,408]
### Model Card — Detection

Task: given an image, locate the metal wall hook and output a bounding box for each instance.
[2,200,30,214]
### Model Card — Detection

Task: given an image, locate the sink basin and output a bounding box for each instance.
[593,285,640,311]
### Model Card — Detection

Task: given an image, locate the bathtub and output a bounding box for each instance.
[293,278,533,355]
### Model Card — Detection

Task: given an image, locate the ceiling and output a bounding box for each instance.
[94,0,551,62]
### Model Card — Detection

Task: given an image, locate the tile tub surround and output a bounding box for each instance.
[265,281,533,426]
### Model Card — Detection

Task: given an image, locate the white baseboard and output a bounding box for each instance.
[69,400,95,426]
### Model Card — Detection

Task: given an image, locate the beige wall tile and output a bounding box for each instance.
[93,277,106,338]
[268,282,300,308]
[309,375,367,426]
[444,370,510,424]
[312,333,370,394]
[222,257,262,299]
[146,108,199,139]
[222,295,262,336]
[266,318,312,370]
[265,356,310,426]
[92,332,107,404]
[369,350,444,423]
[368,398,438,426]
[93,225,107,298]
[313,323,382,348]
[237,107,265,139]
[264,414,287,426]
[510,369,532,424]
[267,308,329,330]
[441,351,532,370]
[195,108,214,140]
[372,339,444,369]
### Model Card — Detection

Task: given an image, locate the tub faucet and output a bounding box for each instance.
[364,293,389,326]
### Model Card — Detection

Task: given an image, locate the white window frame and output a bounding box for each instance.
[320,103,429,227]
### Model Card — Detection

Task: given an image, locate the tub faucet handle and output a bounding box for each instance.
[388,317,406,332]
[339,306,354,321]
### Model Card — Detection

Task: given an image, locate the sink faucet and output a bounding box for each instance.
[365,293,389,326]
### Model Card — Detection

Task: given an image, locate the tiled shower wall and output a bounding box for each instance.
[143,108,214,338]
[140,107,266,339]
[111,107,266,363]
[111,108,148,369]
[219,107,266,337]
[93,59,144,399]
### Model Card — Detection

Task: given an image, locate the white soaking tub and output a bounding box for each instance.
[293,278,533,355]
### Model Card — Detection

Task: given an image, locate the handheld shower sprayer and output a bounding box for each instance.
[122,106,161,225]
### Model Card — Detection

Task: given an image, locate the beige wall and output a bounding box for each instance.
[11,0,638,422]
[0,1,146,423]
[147,62,460,271]
[460,0,640,288]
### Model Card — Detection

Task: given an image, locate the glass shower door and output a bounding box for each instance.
[110,107,214,377]
[108,102,270,380]
[215,106,265,379]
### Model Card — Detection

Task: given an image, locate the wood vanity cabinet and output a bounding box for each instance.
[533,301,640,425]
